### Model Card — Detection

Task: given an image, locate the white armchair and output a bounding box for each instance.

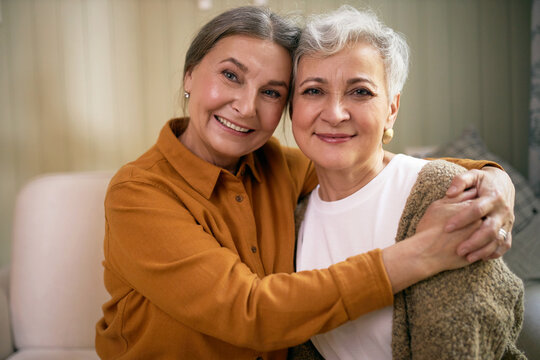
[0,172,113,360]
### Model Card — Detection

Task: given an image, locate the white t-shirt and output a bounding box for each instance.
[296,154,428,360]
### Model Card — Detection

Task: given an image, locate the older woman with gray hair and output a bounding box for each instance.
[290,5,525,359]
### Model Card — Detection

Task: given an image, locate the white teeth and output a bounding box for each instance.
[216,116,250,133]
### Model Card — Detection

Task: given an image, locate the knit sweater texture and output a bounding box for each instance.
[392,160,525,359]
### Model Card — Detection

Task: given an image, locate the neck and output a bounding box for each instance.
[316,150,395,201]
[177,126,240,173]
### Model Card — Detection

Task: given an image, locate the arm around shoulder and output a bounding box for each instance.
[103,176,392,351]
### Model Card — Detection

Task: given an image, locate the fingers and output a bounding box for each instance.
[456,216,499,258]
[448,174,514,259]
[446,169,482,197]
[486,232,512,260]
[442,219,483,270]
[456,215,512,261]
[465,238,499,263]
[417,188,478,234]
[444,191,493,232]
[441,187,478,205]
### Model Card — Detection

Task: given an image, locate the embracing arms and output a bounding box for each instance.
[382,160,515,294]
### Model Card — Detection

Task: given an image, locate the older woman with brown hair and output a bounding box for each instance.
[291,5,524,359]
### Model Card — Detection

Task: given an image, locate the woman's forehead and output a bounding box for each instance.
[296,43,385,81]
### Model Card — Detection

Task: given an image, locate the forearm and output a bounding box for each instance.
[109,244,392,351]
[381,233,434,294]
[106,181,393,351]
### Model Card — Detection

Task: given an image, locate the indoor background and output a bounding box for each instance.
[0,0,533,267]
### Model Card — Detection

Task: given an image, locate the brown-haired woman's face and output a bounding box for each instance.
[181,35,292,171]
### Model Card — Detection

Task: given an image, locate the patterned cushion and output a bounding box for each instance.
[427,127,540,280]
[427,127,539,235]
[504,214,540,281]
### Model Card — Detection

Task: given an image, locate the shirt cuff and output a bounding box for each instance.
[328,249,394,321]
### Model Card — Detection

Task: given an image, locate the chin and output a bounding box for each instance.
[314,157,352,171]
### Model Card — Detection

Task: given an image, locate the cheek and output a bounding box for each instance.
[291,109,311,145]
[192,75,223,108]
[260,103,285,131]
[207,82,222,102]
[291,100,312,129]
[356,104,385,131]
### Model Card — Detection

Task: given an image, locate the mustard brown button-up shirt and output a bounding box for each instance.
[95,118,496,359]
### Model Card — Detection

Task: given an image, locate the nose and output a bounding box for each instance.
[321,94,349,126]
[232,87,257,118]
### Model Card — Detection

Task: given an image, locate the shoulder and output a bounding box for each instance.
[110,149,170,188]
[257,137,311,169]
[256,138,317,195]
[106,146,183,208]
[403,160,466,216]
[397,160,467,240]
[415,159,467,191]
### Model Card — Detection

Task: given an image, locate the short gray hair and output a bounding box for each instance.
[294,5,409,100]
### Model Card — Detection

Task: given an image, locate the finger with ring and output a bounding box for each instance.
[498,228,508,241]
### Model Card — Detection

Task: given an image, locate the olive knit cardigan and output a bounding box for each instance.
[289,160,525,360]
[392,160,525,359]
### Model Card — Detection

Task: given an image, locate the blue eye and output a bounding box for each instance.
[354,88,373,96]
[223,71,238,82]
[302,88,321,95]
[263,89,281,99]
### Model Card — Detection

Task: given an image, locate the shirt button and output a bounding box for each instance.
[235,195,243,202]
[251,246,257,253]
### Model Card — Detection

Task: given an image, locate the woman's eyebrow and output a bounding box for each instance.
[220,57,248,72]
[347,77,376,88]
[298,77,326,87]
[221,57,288,89]
[268,80,289,89]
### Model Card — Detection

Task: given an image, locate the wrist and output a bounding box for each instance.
[382,233,434,293]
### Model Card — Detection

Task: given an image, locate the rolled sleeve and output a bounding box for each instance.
[329,249,393,321]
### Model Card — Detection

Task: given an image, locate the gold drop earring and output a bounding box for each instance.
[382,128,394,144]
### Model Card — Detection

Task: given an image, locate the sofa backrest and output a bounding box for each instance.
[10,172,113,349]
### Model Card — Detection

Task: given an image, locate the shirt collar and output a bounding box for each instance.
[157,118,262,199]
[237,150,263,183]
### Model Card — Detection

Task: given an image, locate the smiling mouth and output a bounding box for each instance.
[316,133,354,143]
[215,115,252,133]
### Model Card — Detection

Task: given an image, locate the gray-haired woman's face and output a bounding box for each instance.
[291,41,399,172]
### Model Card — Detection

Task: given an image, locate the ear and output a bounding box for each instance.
[385,93,400,130]
[184,69,193,94]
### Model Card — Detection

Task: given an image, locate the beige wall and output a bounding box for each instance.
[0,0,532,266]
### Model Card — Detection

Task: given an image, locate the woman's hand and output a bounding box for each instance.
[384,189,483,293]
[415,188,483,271]
[444,167,515,262]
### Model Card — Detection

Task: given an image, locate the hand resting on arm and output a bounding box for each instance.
[445,167,515,261]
